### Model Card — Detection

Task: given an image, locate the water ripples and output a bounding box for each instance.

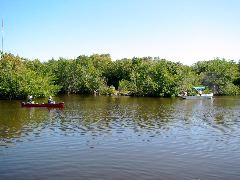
[1,97,239,146]
[1,96,240,179]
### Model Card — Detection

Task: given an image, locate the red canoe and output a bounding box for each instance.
[21,102,64,108]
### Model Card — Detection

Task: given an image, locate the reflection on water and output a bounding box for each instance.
[0,96,240,179]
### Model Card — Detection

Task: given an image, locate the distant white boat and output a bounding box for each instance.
[181,93,213,99]
[181,86,213,99]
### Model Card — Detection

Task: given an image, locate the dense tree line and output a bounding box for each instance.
[0,53,239,99]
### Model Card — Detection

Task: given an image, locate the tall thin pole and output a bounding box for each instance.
[1,18,3,54]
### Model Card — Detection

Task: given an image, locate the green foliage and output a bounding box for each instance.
[118,80,133,95]
[193,58,239,95]
[99,85,117,95]
[46,56,108,95]
[105,58,132,88]
[127,59,186,97]
[0,53,239,99]
[0,53,60,99]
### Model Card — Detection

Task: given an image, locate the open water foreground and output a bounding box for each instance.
[0,95,240,179]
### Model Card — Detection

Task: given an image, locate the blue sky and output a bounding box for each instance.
[1,0,240,65]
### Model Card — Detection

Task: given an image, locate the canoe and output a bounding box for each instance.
[21,102,64,108]
[181,93,213,99]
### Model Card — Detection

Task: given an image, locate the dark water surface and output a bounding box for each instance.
[0,95,240,179]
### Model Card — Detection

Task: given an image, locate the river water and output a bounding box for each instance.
[0,95,240,179]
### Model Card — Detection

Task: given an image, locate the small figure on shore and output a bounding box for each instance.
[48,96,55,104]
[199,90,202,96]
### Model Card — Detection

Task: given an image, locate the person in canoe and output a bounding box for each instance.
[183,91,187,96]
[48,96,55,104]
[27,95,34,104]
